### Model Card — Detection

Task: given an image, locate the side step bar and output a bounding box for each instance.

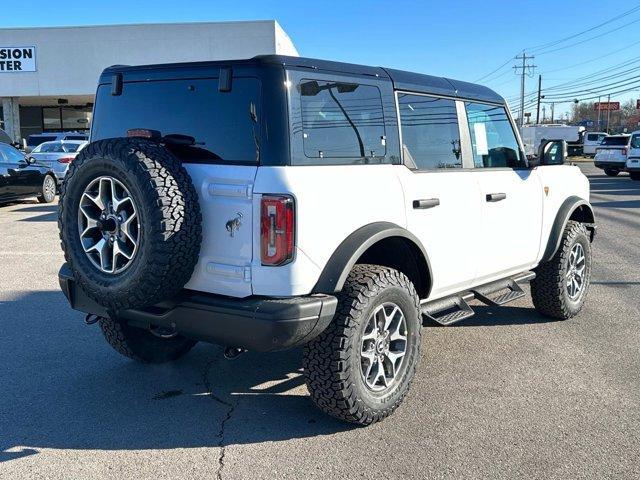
[422,271,536,326]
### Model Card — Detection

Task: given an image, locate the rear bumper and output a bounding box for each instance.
[594,161,626,169]
[58,264,337,352]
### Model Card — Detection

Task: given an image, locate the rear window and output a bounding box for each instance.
[64,135,88,141]
[601,136,629,146]
[38,142,65,152]
[91,77,261,163]
[27,135,57,147]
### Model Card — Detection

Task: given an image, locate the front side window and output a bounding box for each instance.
[299,80,386,160]
[465,102,524,168]
[398,94,462,170]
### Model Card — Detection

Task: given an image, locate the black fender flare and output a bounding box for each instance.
[541,196,596,262]
[312,221,432,296]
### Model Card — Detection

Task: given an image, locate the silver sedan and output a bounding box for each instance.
[28,140,88,184]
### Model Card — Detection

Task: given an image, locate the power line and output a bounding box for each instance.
[473,55,516,83]
[527,4,640,52]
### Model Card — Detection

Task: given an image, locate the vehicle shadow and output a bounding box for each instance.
[0,290,352,463]
[12,201,59,222]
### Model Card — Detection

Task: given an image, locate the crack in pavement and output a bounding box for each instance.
[202,356,237,480]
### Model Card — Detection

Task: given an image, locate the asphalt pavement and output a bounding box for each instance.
[0,163,638,479]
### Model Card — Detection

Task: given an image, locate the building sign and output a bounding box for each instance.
[0,46,36,72]
[594,101,620,111]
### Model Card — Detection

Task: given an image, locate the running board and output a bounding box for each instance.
[422,271,536,326]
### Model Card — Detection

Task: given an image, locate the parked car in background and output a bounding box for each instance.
[625,130,640,181]
[0,128,11,145]
[25,131,89,153]
[0,142,57,204]
[28,140,88,184]
[582,132,607,156]
[594,134,631,176]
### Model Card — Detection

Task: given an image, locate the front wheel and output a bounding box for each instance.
[37,174,56,203]
[604,168,619,177]
[531,221,592,319]
[303,264,422,425]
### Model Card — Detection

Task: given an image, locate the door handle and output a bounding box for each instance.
[485,193,507,202]
[413,198,440,209]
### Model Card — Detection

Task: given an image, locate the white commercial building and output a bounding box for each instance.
[0,20,298,142]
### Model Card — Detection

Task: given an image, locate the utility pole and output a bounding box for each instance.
[542,105,547,123]
[596,95,602,130]
[551,102,555,123]
[514,53,536,128]
[605,93,612,133]
[535,74,542,125]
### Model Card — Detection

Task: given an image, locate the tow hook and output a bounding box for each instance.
[84,314,101,325]
[223,346,246,360]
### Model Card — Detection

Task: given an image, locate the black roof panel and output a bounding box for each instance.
[100,54,504,104]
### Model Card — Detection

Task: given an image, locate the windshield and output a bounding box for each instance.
[601,136,630,146]
[34,142,83,153]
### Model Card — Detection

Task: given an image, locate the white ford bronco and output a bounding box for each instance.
[58,55,596,425]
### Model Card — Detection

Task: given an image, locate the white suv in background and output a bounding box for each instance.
[625,131,640,180]
[57,55,596,425]
[594,134,631,176]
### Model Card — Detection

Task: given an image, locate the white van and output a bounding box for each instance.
[583,132,607,156]
[625,130,640,180]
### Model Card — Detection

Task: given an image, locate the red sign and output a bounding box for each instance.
[595,101,620,111]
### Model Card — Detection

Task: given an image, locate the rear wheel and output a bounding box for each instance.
[303,264,422,425]
[37,174,56,203]
[630,172,640,181]
[99,315,197,363]
[604,168,619,177]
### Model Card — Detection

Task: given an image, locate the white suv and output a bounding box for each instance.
[58,55,596,425]
[594,134,631,176]
[625,130,640,180]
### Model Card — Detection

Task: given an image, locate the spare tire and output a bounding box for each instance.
[58,138,202,312]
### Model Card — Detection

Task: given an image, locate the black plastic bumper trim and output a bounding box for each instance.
[58,264,337,352]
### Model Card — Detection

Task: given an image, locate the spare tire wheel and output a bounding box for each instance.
[58,138,202,312]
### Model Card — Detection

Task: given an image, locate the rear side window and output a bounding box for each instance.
[299,80,386,160]
[398,94,462,170]
[587,134,599,141]
[465,102,524,168]
[92,78,261,163]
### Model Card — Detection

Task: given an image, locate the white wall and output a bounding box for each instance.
[0,20,299,97]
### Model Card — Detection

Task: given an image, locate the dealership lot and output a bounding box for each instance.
[0,163,638,479]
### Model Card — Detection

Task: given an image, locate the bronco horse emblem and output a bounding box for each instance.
[225,212,243,237]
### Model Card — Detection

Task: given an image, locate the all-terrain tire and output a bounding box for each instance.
[531,220,592,319]
[58,138,202,311]
[99,315,197,363]
[604,168,619,177]
[303,264,422,425]
[37,174,56,203]
[630,172,640,181]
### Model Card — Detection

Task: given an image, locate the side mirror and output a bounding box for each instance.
[537,139,567,166]
[25,156,35,165]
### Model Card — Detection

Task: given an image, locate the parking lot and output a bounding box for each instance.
[0,162,638,479]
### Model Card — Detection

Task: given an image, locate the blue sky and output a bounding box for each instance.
[4,0,640,117]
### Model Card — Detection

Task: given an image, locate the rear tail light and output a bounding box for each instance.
[260,195,295,266]
[57,157,74,164]
[622,148,628,155]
